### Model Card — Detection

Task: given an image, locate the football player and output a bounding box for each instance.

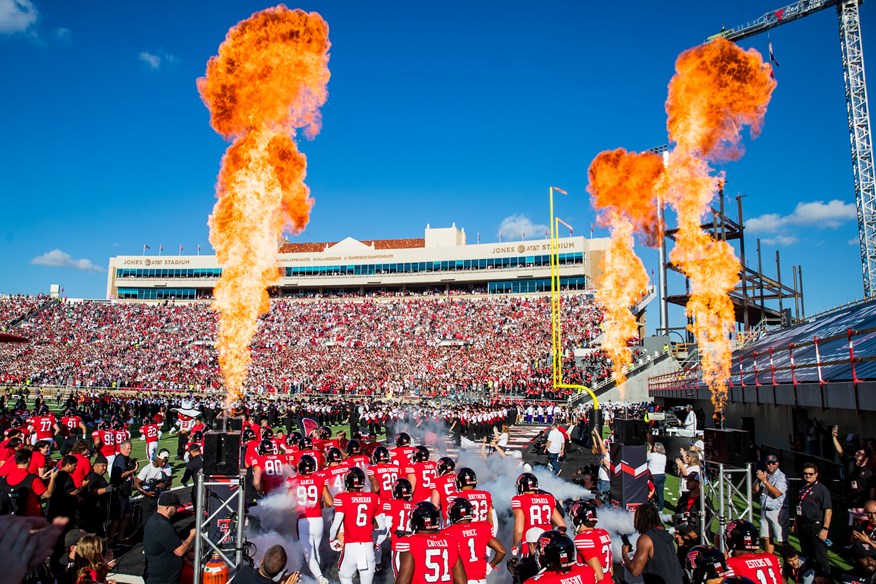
[329,467,386,584]
[724,520,782,584]
[523,530,596,584]
[570,501,613,584]
[512,473,566,557]
[442,497,506,584]
[394,501,466,584]
[287,454,332,584]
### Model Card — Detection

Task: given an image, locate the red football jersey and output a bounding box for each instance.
[381,499,414,534]
[345,454,370,469]
[320,465,351,496]
[256,454,288,494]
[443,521,493,580]
[512,493,556,534]
[29,415,56,440]
[95,429,116,457]
[452,489,493,524]
[727,553,782,584]
[408,461,438,502]
[390,445,416,467]
[291,448,323,470]
[433,473,457,501]
[367,463,400,500]
[574,529,613,584]
[287,473,329,518]
[394,532,461,584]
[244,440,261,468]
[61,415,82,434]
[113,430,130,453]
[139,424,160,443]
[334,491,380,543]
[525,564,597,584]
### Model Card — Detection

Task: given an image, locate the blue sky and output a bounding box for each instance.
[0,0,871,331]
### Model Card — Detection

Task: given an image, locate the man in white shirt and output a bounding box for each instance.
[681,405,697,437]
[544,422,565,476]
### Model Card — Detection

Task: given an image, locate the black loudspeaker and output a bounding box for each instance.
[614,419,649,446]
[590,409,603,436]
[203,431,241,475]
[704,428,751,466]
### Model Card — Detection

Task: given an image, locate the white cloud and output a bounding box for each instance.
[496,214,548,241]
[139,51,162,69]
[850,237,860,246]
[30,249,104,272]
[761,235,799,246]
[747,199,856,233]
[745,213,783,233]
[0,0,37,34]
[788,200,857,228]
[139,50,177,70]
[53,27,70,41]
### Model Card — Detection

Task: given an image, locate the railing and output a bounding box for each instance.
[648,325,876,395]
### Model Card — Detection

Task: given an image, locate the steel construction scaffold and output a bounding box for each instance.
[710,0,876,297]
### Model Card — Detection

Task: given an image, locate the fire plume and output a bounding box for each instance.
[197,6,330,405]
[665,38,775,412]
[588,149,665,389]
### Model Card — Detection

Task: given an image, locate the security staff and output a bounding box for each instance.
[792,462,832,577]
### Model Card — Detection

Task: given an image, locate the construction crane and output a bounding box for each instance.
[708,0,876,297]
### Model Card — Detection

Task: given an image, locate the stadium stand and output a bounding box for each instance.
[0,293,628,398]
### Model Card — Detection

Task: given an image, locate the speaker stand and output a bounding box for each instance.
[192,471,247,584]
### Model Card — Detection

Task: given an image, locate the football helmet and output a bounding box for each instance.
[346,439,361,455]
[297,454,317,475]
[569,501,598,527]
[516,472,539,494]
[455,467,478,489]
[395,432,411,447]
[410,501,441,532]
[448,497,474,525]
[326,447,344,464]
[412,445,429,463]
[534,530,576,572]
[685,545,731,584]
[344,467,366,491]
[724,519,759,553]
[392,478,413,501]
[372,446,390,465]
[436,456,456,476]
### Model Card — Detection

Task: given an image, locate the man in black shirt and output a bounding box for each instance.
[143,491,196,584]
[81,455,113,537]
[792,462,833,577]
[108,440,137,548]
[234,544,300,584]
[47,455,80,523]
[180,443,203,506]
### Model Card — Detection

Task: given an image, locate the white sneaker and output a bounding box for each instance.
[317,577,329,584]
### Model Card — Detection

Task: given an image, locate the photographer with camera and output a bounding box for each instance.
[107,440,138,549]
[135,448,173,525]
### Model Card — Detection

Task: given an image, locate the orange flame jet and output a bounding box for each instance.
[588,149,665,392]
[197,6,330,406]
[665,38,775,412]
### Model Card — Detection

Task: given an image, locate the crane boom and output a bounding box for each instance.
[707,1,876,298]
[708,0,838,42]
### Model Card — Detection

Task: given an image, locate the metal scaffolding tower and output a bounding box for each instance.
[709,0,876,296]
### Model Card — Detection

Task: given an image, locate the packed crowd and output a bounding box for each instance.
[0,294,621,398]
[0,293,51,330]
